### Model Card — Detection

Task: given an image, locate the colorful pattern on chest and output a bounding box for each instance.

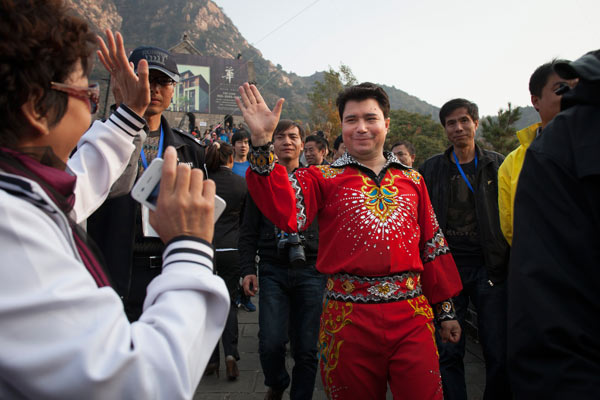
[315,165,345,179]
[361,174,399,221]
[331,170,419,255]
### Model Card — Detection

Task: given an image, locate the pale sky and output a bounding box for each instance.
[215,0,599,116]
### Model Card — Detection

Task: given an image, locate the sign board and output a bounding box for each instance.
[169,54,248,115]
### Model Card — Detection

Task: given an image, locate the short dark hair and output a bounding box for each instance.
[391,141,415,156]
[336,82,390,120]
[439,98,479,127]
[305,135,328,151]
[231,129,249,146]
[273,119,305,141]
[529,59,570,97]
[333,135,343,151]
[0,0,96,149]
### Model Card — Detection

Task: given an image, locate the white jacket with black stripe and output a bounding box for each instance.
[0,106,229,399]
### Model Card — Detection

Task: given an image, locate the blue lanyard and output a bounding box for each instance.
[453,151,477,193]
[140,124,164,170]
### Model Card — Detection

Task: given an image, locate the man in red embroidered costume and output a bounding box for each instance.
[236,82,462,399]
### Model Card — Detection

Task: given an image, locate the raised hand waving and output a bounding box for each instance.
[235,83,284,146]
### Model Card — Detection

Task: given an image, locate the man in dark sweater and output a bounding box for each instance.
[238,120,325,400]
[87,46,206,322]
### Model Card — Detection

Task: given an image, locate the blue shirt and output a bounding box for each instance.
[232,161,249,177]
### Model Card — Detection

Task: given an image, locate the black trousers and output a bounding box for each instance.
[124,255,162,322]
[209,250,241,362]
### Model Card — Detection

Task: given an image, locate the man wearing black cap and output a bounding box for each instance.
[508,50,600,398]
[87,46,206,322]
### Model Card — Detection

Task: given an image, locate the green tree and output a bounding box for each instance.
[386,109,448,167]
[479,103,522,155]
[307,65,357,140]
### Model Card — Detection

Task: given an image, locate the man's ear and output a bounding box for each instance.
[531,94,540,112]
[385,117,391,130]
[20,94,50,136]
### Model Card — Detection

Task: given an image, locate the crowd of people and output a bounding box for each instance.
[1,1,599,400]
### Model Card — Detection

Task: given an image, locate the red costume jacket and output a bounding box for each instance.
[247,151,461,305]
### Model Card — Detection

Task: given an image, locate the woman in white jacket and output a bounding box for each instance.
[0,1,229,398]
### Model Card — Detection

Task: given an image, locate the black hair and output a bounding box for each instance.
[391,141,415,156]
[231,129,249,146]
[529,59,570,97]
[439,98,479,127]
[305,135,328,151]
[333,134,343,150]
[336,82,390,120]
[273,119,305,140]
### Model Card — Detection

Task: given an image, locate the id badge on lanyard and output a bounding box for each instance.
[453,151,477,193]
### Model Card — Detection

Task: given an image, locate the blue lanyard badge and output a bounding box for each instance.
[453,151,477,193]
[140,124,165,170]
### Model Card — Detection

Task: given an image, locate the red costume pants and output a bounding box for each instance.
[318,294,443,400]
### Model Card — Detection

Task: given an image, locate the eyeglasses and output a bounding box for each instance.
[50,82,100,114]
[149,76,176,87]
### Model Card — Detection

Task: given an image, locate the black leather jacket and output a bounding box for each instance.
[418,145,509,284]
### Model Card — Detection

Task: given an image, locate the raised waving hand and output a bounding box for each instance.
[235,83,284,146]
[96,30,150,117]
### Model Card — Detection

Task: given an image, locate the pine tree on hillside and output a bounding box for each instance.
[479,103,522,156]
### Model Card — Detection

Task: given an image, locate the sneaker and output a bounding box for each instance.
[234,296,242,309]
[241,297,256,312]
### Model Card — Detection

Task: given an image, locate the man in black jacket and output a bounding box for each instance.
[419,99,510,400]
[508,50,600,399]
[87,46,206,322]
[238,120,325,400]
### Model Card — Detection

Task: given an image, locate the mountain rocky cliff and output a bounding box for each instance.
[66,0,439,121]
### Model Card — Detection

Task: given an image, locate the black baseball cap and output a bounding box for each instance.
[128,46,180,82]
[555,50,600,82]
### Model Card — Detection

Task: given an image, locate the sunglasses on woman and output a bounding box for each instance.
[50,82,100,114]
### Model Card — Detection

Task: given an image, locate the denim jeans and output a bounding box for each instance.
[436,265,510,400]
[258,261,326,400]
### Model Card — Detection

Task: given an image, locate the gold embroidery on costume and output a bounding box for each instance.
[401,168,422,184]
[366,281,400,299]
[315,165,345,179]
[341,280,355,294]
[407,295,434,319]
[360,173,400,222]
[319,299,353,399]
[406,276,415,290]
[327,278,334,291]
[408,295,438,356]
